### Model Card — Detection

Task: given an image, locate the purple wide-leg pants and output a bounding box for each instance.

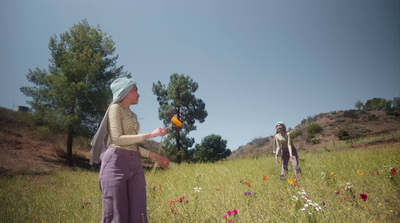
[280,147,299,178]
[99,148,148,223]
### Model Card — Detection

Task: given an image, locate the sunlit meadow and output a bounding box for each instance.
[1,143,399,222]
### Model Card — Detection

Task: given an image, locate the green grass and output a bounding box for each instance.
[1,144,399,222]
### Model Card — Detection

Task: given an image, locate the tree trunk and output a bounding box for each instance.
[67,130,74,166]
[176,108,182,164]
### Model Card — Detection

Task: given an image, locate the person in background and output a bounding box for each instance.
[91,77,169,223]
[273,121,300,180]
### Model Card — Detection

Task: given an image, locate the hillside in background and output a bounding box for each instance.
[0,107,162,175]
[230,109,400,159]
[1,107,399,175]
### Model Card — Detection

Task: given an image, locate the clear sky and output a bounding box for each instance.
[1,0,399,151]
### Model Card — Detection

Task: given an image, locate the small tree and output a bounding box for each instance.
[355,100,364,110]
[152,73,208,163]
[20,19,130,166]
[193,134,231,162]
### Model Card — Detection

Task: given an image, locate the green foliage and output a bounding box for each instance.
[192,134,231,162]
[307,123,322,135]
[337,129,351,140]
[354,100,364,110]
[20,19,130,165]
[1,146,399,222]
[152,73,208,163]
[291,129,303,139]
[364,97,392,111]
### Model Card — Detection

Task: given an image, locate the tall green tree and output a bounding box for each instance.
[193,134,231,162]
[152,73,208,163]
[20,19,130,166]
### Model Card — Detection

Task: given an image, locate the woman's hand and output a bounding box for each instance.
[289,156,293,163]
[146,127,167,139]
[149,152,169,169]
[275,156,279,164]
[157,156,169,169]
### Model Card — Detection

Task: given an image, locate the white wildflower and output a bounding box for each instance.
[194,187,202,193]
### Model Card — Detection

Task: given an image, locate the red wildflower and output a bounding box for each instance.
[335,190,340,194]
[390,168,396,175]
[360,193,368,201]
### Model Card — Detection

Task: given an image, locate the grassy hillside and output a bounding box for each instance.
[230,110,400,159]
[1,144,399,222]
[1,107,399,175]
[0,107,161,175]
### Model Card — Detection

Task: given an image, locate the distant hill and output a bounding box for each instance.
[229,110,400,159]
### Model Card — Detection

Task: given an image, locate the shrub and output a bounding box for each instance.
[307,123,322,135]
[337,129,351,140]
[291,129,302,139]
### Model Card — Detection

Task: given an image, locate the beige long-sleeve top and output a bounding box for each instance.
[107,103,150,158]
[274,132,293,157]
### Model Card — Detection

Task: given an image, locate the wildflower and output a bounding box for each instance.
[194,187,202,193]
[196,174,201,178]
[344,182,352,190]
[240,179,244,183]
[171,116,182,127]
[371,171,375,176]
[244,181,251,187]
[152,186,156,190]
[330,172,335,176]
[263,175,269,180]
[321,172,326,179]
[390,168,396,175]
[360,193,368,201]
[335,190,340,194]
[288,178,294,184]
[216,188,220,191]
[293,195,299,201]
[232,209,238,214]
[244,192,252,196]
[179,196,185,202]
[168,200,173,207]
[298,189,307,195]
[321,201,326,205]
[357,170,364,175]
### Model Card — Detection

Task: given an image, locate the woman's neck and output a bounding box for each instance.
[120,100,130,109]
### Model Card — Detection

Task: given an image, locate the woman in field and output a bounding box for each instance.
[274,121,300,180]
[91,77,169,223]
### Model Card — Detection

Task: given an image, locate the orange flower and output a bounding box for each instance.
[171,116,182,127]
[288,178,294,184]
[263,175,269,180]
[357,170,364,175]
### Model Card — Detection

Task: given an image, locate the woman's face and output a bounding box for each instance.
[277,124,285,133]
[127,85,140,105]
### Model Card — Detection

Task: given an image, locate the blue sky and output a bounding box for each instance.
[1,0,399,151]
